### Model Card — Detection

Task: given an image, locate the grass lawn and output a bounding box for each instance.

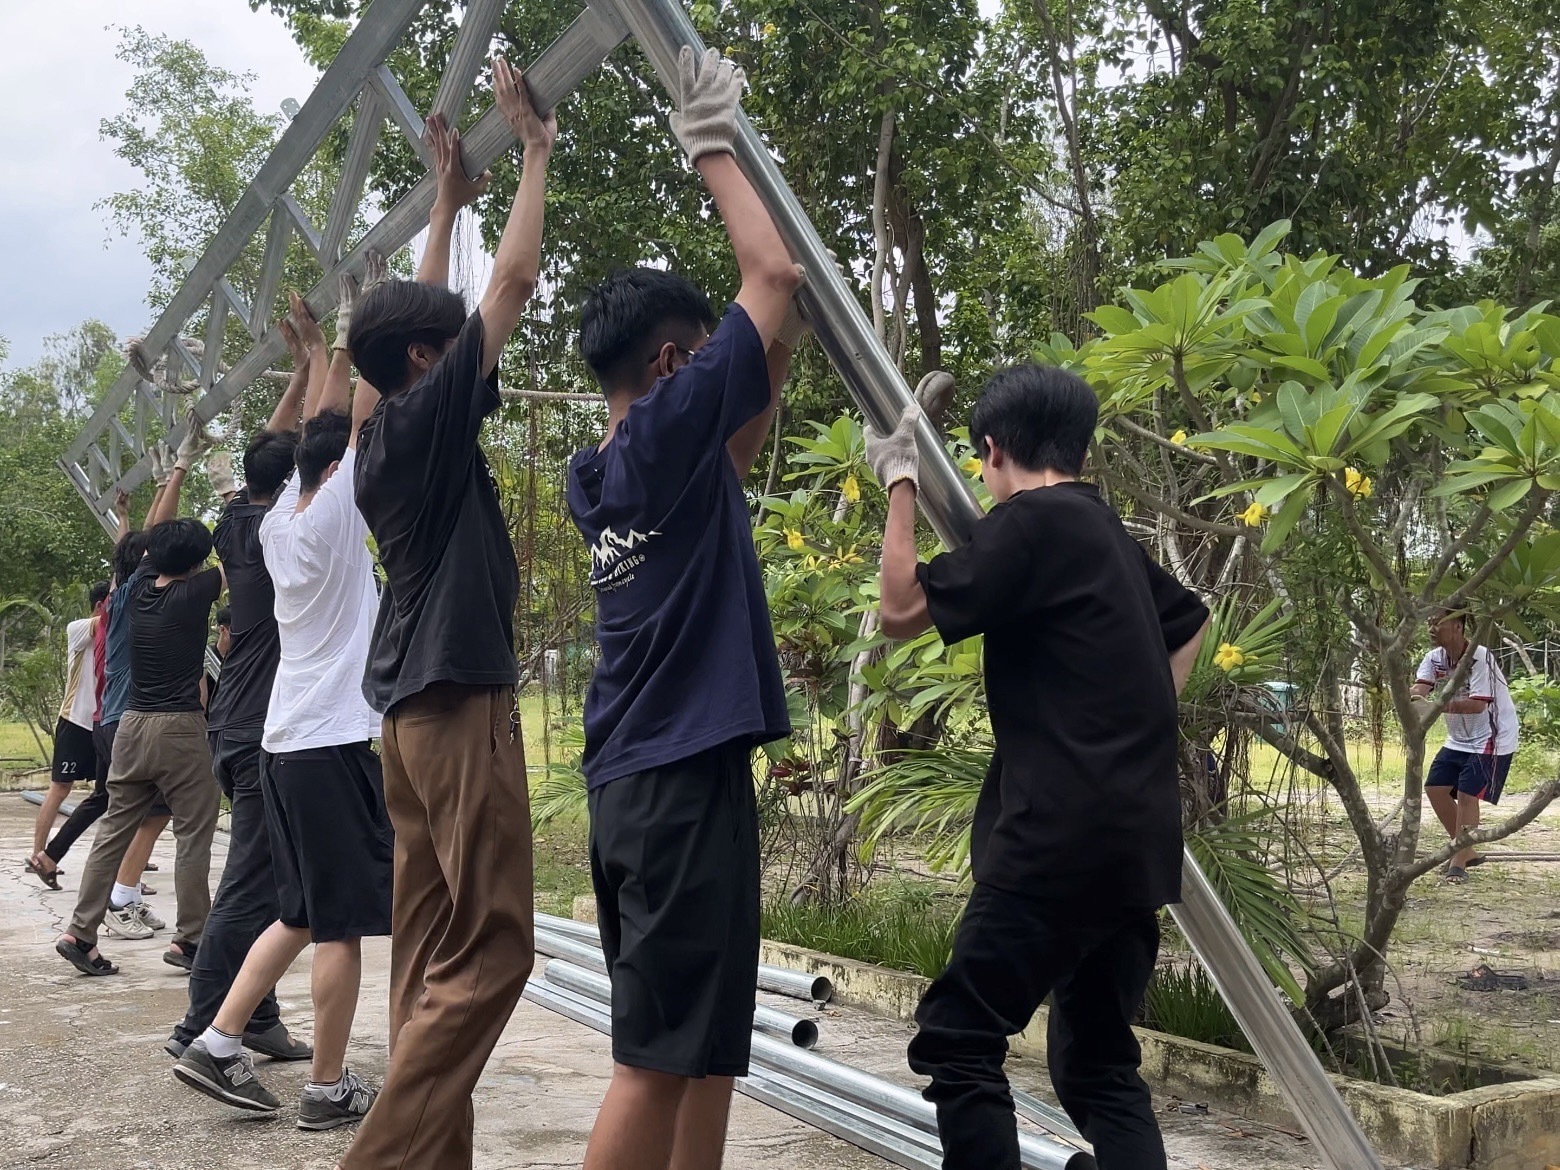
[0,721,48,778]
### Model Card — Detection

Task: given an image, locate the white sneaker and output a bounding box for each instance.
[104,903,153,940]
[135,902,166,932]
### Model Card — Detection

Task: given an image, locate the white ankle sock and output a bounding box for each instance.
[307,1073,348,1100]
[201,1027,243,1059]
[109,882,142,909]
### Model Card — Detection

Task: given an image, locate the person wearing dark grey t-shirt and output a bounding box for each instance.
[868,365,1210,1170]
[342,56,551,1170]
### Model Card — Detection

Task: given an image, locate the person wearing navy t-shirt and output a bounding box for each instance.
[565,47,803,1170]
[867,366,1211,1170]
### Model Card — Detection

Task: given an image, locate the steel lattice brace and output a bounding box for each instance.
[61,2,1384,1166]
[61,0,627,534]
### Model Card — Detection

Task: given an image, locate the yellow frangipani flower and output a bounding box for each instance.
[961,456,982,476]
[1239,501,1268,527]
[1344,467,1374,499]
[841,474,861,503]
[1213,642,1247,672]
[785,528,805,550]
[1250,391,1264,404]
[1170,429,1188,446]
[762,21,777,36]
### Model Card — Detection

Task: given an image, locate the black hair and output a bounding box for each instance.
[112,531,147,588]
[579,268,716,393]
[88,580,110,610]
[347,279,467,393]
[244,430,298,500]
[969,363,1098,476]
[145,518,213,577]
[215,606,231,628]
[296,409,352,493]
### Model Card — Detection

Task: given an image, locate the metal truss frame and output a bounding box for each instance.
[63,2,1382,1166]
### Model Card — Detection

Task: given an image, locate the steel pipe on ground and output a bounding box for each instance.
[534,931,820,1047]
[524,977,946,1170]
[536,910,834,1003]
[541,959,1090,1170]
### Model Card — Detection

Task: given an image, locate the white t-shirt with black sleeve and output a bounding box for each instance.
[259,447,383,753]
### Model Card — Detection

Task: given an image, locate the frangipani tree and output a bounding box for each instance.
[1069,222,1560,1024]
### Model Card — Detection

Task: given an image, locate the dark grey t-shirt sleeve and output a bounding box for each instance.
[916,501,1039,644]
[1141,552,1208,653]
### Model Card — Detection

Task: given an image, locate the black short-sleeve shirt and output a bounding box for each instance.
[208,490,280,733]
[128,568,225,714]
[354,310,519,714]
[917,482,1208,909]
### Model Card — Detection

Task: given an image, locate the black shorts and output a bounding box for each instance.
[1426,747,1513,804]
[261,742,394,942]
[51,718,95,785]
[95,720,172,818]
[588,740,761,1078]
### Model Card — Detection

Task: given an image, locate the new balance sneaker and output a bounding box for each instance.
[135,902,165,932]
[172,1040,280,1113]
[297,1069,377,1131]
[104,903,153,941]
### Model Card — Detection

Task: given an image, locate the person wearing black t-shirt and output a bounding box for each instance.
[341,57,550,1170]
[56,518,229,977]
[166,305,313,1064]
[867,365,1210,1170]
[565,48,802,1170]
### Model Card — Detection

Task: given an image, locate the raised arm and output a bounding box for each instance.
[269,316,312,435]
[421,113,490,287]
[670,48,801,350]
[288,292,334,420]
[349,372,381,450]
[869,407,932,640]
[113,490,132,541]
[476,57,555,378]
[729,301,806,479]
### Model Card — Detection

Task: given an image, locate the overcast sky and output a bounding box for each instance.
[0,1,320,368]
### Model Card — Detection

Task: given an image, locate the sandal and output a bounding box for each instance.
[143,861,159,872]
[56,937,117,977]
[25,855,61,891]
[1445,865,1468,884]
[164,940,197,972]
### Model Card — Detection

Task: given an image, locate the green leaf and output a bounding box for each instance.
[1489,479,1534,510]
[1259,488,1309,554]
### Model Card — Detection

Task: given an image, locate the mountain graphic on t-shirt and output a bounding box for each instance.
[590,526,661,571]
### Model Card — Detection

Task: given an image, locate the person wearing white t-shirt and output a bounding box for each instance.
[173,284,390,1130]
[28,582,110,888]
[1413,609,1519,883]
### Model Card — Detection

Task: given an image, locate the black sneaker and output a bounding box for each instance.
[243,1022,313,1062]
[297,1069,377,1131]
[171,1040,280,1113]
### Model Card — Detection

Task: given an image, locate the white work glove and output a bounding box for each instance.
[205,451,237,497]
[149,441,172,488]
[669,47,744,164]
[174,412,216,473]
[865,403,922,492]
[775,296,809,351]
[914,370,956,422]
[334,272,359,353]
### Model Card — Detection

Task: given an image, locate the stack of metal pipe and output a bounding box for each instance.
[524,914,1096,1170]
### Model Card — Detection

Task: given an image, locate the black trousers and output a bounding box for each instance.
[908,883,1166,1170]
[173,729,281,1044]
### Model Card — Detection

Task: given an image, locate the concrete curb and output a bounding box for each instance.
[758,939,1560,1170]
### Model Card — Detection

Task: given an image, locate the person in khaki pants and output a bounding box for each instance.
[56,517,225,976]
[337,57,551,1170]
